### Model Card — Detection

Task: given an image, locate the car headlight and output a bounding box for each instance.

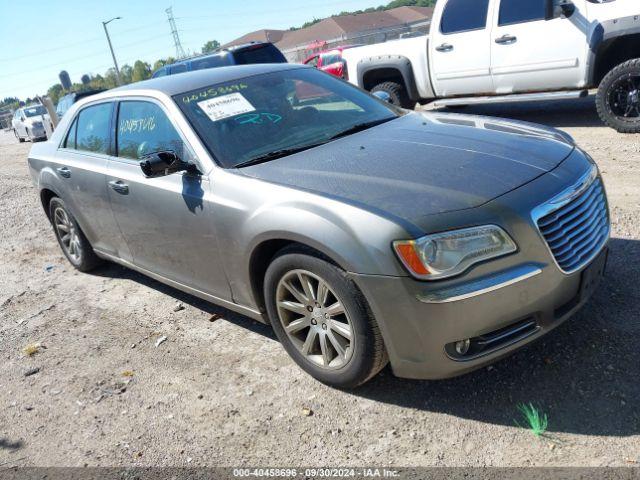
[393,225,517,280]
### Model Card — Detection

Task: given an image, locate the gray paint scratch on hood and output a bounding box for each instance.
[241,112,575,224]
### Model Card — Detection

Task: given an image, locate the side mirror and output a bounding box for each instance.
[372,91,392,103]
[139,151,197,178]
[545,0,575,20]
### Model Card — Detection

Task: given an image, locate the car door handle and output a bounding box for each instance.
[108,180,129,195]
[495,34,517,44]
[57,167,71,178]
[435,43,454,52]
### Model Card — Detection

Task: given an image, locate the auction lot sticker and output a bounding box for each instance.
[197,93,256,122]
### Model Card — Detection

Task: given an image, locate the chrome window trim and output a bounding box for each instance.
[417,263,543,304]
[531,164,610,275]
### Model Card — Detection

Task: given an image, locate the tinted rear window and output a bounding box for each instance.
[190,55,232,71]
[441,0,490,34]
[171,64,188,74]
[233,44,287,65]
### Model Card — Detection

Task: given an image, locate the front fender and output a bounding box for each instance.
[357,55,420,101]
[210,171,410,310]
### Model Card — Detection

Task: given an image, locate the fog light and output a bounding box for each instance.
[455,339,471,356]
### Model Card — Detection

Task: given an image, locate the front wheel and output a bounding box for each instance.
[371,81,415,109]
[596,58,640,133]
[14,129,25,143]
[264,249,388,388]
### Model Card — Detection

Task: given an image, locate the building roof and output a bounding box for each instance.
[222,6,433,52]
[222,29,286,49]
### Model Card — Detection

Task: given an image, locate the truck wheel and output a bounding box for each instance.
[596,58,640,133]
[371,81,415,109]
[264,247,388,388]
[14,129,25,143]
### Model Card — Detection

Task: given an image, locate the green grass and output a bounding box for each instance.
[515,403,549,436]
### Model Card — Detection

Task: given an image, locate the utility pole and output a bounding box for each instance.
[166,7,186,59]
[102,17,123,86]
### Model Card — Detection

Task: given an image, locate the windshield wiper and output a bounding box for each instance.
[327,117,395,141]
[234,141,328,168]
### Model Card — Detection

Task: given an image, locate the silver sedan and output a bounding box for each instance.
[27,64,610,387]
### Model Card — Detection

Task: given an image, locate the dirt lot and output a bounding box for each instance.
[0,97,639,468]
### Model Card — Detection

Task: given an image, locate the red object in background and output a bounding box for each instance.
[303,46,358,79]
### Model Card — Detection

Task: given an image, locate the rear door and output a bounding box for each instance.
[490,0,589,93]
[54,101,128,257]
[430,0,494,96]
[106,98,232,300]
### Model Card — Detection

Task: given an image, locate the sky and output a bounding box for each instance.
[0,0,383,101]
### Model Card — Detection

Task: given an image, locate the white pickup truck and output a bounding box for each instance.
[342,0,640,133]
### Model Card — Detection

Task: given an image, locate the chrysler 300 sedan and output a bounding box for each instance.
[28,64,610,388]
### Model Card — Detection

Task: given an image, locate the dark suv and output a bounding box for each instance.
[151,42,287,78]
[56,90,106,119]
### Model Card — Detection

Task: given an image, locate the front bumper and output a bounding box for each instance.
[350,149,610,380]
[352,245,607,380]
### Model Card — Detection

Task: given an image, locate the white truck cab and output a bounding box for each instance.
[342,0,640,132]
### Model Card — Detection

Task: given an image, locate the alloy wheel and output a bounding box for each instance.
[608,73,640,119]
[276,269,354,369]
[53,207,82,263]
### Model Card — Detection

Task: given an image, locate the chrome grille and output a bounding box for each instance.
[537,177,609,273]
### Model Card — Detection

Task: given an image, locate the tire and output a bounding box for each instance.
[596,58,640,133]
[371,81,415,109]
[26,128,32,142]
[48,197,102,272]
[264,247,388,388]
[14,129,24,143]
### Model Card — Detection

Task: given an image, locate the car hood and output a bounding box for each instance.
[240,112,575,227]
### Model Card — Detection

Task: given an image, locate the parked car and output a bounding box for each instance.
[342,0,640,133]
[12,105,50,142]
[28,64,610,388]
[303,46,359,79]
[152,42,287,78]
[56,90,106,119]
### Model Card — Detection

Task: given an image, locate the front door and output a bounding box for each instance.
[490,0,589,93]
[106,99,232,301]
[429,0,494,96]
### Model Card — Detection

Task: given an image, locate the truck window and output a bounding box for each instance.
[441,0,490,34]
[499,0,546,26]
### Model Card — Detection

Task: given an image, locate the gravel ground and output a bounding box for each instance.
[0,98,639,468]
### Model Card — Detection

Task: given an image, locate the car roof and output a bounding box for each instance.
[111,63,303,97]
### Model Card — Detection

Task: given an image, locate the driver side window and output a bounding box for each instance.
[116,101,188,160]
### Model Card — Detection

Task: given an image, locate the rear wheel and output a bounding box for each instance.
[49,197,102,272]
[371,81,415,109]
[264,248,388,388]
[596,58,640,133]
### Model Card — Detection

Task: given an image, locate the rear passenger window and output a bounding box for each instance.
[117,101,186,160]
[441,0,490,34]
[171,64,188,74]
[76,103,112,154]
[499,0,546,25]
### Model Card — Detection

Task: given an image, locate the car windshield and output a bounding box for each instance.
[175,67,400,168]
[24,105,47,117]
